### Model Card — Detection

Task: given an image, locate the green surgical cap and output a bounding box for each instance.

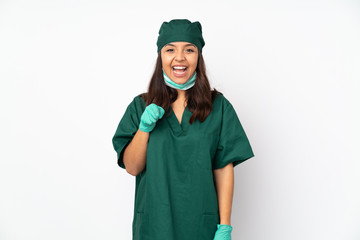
[156,19,205,53]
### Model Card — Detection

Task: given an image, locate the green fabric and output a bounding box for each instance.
[213,224,233,240]
[112,92,255,240]
[156,19,205,53]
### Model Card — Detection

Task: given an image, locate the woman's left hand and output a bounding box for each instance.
[213,224,232,240]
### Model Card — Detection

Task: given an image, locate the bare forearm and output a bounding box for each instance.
[123,129,149,176]
[213,162,234,225]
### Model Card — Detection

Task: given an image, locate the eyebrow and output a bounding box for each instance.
[165,43,196,47]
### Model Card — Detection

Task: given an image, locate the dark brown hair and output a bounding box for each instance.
[140,52,222,124]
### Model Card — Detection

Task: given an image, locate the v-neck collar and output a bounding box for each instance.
[167,105,191,136]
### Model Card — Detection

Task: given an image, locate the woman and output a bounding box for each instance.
[112,19,255,240]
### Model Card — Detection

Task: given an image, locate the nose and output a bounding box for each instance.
[175,50,185,61]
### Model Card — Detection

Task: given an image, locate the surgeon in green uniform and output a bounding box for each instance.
[112,19,255,240]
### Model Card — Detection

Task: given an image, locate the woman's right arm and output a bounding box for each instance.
[123,103,164,176]
[123,129,149,176]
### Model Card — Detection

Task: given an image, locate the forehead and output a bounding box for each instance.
[164,42,196,48]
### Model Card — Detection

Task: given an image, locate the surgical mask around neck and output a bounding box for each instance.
[162,69,196,90]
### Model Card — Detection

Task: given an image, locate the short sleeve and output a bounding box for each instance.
[112,97,141,169]
[213,100,255,169]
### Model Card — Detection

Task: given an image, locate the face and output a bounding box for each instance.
[161,42,199,84]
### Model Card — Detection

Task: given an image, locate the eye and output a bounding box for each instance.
[186,49,195,52]
[166,49,174,52]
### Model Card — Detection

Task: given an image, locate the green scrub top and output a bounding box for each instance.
[112,92,255,240]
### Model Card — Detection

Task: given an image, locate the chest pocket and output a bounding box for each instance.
[195,131,219,170]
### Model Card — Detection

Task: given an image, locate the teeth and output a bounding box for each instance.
[173,66,186,69]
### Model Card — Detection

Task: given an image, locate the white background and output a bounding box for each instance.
[0,0,359,239]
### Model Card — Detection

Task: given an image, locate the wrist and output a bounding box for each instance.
[220,220,231,225]
[217,223,233,232]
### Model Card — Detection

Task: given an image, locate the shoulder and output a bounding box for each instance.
[133,92,146,104]
[212,90,233,111]
[126,92,147,113]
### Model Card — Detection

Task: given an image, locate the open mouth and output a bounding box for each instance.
[172,66,188,76]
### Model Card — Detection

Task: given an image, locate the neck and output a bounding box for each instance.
[176,89,186,99]
[175,90,187,107]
